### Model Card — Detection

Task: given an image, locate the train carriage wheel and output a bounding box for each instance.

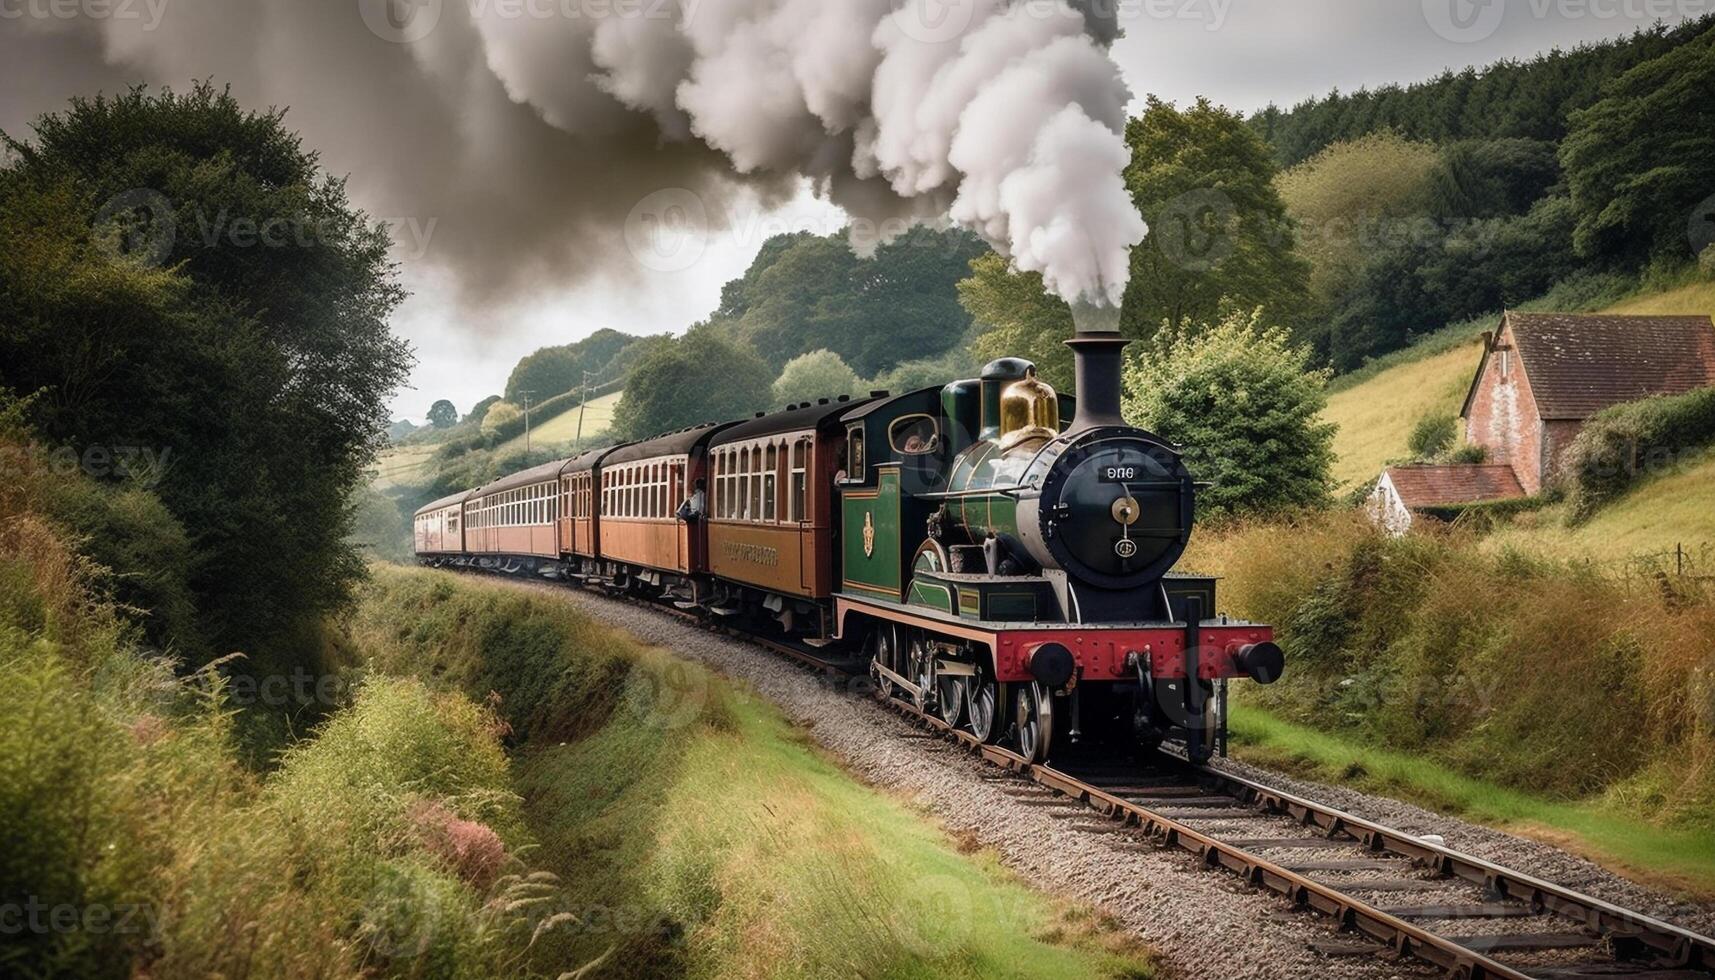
[1015,682,1054,764]
[967,673,1005,744]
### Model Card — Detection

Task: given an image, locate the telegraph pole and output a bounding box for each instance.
[520,391,535,454]
[573,370,597,454]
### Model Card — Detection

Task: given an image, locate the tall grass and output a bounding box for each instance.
[348,567,1159,979]
[1186,514,1715,823]
[0,433,572,978]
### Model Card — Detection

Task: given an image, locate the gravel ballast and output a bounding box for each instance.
[495,577,1715,979]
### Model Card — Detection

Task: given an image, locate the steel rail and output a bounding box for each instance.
[875,696,1535,980]
[1199,766,1715,973]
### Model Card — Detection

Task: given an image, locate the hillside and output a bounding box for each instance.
[1325,280,1715,489]
[1482,456,1715,564]
[1324,340,1482,491]
[494,388,621,455]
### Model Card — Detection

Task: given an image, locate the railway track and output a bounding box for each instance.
[725,626,1715,980]
[501,571,1715,980]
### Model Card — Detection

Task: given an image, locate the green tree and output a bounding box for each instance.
[1562,25,1715,265]
[868,345,982,397]
[717,227,987,376]
[772,350,861,408]
[427,400,459,429]
[1408,413,1459,459]
[603,334,674,383]
[1122,97,1311,336]
[959,255,1075,389]
[479,402,522,439]
[1123,308,1335,516]
[1275,132,1440,311]
[612,329,772,439]
[466,395,503,427]
[0,83,411,671]
[504,328,637,403]
[960,99,1312,387]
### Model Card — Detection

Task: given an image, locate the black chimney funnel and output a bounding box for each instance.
[1065,302,1129,433]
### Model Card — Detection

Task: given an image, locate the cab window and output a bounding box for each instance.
[846,425,865,480]
[889,415,938,455]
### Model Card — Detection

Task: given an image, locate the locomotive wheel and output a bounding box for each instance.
[908,635,936,714]
[1015,683,1055,764]
[967,676,1005,744]
[936,674,966,728]
[870,628,895,700]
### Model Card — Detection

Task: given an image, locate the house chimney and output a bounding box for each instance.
[1066,300,1129,432]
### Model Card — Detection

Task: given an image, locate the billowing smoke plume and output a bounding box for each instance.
[0,0,1145,308]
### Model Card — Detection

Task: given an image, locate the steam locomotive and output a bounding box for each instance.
[414,332,1282,764]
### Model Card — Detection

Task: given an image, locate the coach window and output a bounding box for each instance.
[763,444,778,522]
[723,451,735,519]
[790,439,808,522]
[736,448,749,520]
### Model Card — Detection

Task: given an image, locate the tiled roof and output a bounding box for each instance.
[1505,312,1715,420]
[1384,465,1527,508]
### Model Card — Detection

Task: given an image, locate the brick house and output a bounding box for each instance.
[1460,311,1715,494]
[1368,465,1527,535]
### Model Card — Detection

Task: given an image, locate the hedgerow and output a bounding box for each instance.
[1562,387,1715,521]
[1186,514,1715,820]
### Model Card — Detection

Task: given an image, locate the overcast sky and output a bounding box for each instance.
[1,0,1700,422]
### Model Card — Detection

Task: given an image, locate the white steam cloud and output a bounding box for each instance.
[1,0,1147,309]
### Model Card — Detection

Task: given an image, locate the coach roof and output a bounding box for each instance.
[413,488,473,518]
[475,457,573,497]
[603,422,740,466]
[712,397,878,445]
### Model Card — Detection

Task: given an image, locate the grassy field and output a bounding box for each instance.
[495,389,622,455]
[371,441,440,490]
[1604,280,1715,316]
[351,568,1157,979]
[1323,339,1483,491]
[1482,455,1715,564]
[1230,708,1715,898]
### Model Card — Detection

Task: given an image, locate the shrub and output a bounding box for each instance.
[1185,513,1715,809]
[772,350,861,409]
[1407,412,1458,459]
[1562,387,1715,520]
[1125,307,1336,516]
[480,401,523,439]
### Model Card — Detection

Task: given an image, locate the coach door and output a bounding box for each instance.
[790,436,814,592]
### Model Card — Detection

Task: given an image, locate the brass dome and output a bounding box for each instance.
[998,366,1060,450]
